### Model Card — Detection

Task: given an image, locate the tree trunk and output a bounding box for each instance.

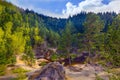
[68,55,71,65]
[67,48,71,65]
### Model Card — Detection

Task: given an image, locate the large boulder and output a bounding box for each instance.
[28,62,66,80]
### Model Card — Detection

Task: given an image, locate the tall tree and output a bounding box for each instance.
[58,21,73,65]
[104,15,120,67]
[83,13,104,63]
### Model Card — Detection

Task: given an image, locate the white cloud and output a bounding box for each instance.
[34,8,68,18]
[21,4,67,18]
[7,0,67,18]
[7,0,120,18]
[63,0,120,17]
[36,0,67,2]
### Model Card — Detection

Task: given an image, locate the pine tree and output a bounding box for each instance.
[104,15,120,67]
[58,21,73,65]
[83,13,104,63]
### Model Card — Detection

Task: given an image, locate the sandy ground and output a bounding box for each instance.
[26,63,111,80]
[0,57,111,80]
[66,64,110,80]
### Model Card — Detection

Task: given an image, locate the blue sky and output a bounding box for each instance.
[7,0,120,18]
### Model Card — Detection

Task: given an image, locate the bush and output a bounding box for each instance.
[12,67,29,74]
[11,73,27,80]
[70,54,77,61]
[109,75,120,80]
[51,53,59,61]
[107,68,120,80]
[95,75,104,80]
[11,68,29,80]
[0,65,6,76]
[39,62,47,66]
[22,54,35,66]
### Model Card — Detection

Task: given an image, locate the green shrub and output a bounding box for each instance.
[70,54,77,61]
[11,73,27,80]
[51,53,59,61]
[39,62,47,66]
[109,75,120,80]
[12,67,29,74]
[95,75,104,80]
[11,68,28,80]
[0,65,6,76]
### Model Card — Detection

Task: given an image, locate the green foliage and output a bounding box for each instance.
[109,75,120,80]
[95,75,104,80]
[70,54,77,61]
[11,32,26,54]
[32,27,43,45]
[0,65,6,76]
[83,13,104,53]
[0,1,120,75]
[104,15,120,67]
[12,68,29,73]
[0,5,2,14]
[12,68,28,80]
[51,53,60,61]
[58,21,75,65]
[79,13,105,63]
[11,73,27,80]
[0,28,6,65]
[0,1,45,67]
[47,30,60,47]
[58,21,73,54]
[39,62,47,66]
[22,53,35,66]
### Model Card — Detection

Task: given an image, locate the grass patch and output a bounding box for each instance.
[108,68,120,80]
[11,67,29,80]
[39,62,47,66]
[0,65,6,76]
[12,67,29,74]
[10,73,27,80]
[95,74,104,80]
[109,75,120,80]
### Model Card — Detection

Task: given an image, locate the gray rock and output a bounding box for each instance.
[28,62,65,80]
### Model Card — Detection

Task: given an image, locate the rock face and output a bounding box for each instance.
[34,43,47,59]
[28,62,66,80]
[66,64,110,80]
[61,52,89,66]
[34,43,55,60]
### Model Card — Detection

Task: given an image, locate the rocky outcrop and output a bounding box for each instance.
[34,42,56,60]
[66,64,111,80]
[28,62,66,80]
[34,43,47,59]
[59,52,89,66]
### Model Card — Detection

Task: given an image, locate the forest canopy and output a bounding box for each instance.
[0,1,120,75]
